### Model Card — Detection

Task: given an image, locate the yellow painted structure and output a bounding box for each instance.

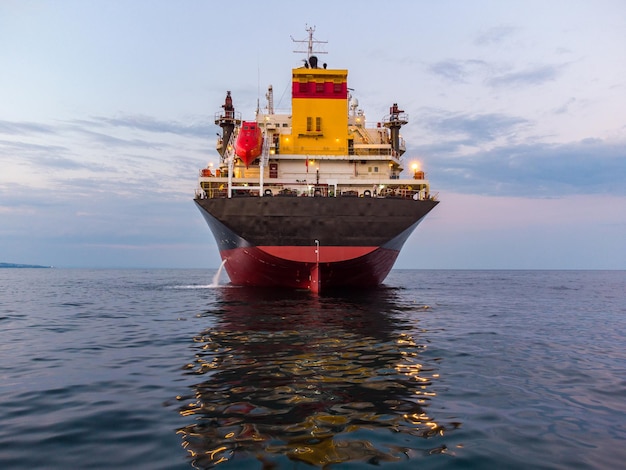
[280,67,349,155]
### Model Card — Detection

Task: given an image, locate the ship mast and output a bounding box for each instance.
[215,91,241,159]
[266,85,274,115]
[384,103,408,157]
[291,25,327,61]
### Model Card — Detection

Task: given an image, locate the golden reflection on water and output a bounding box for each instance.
[176,288,453,468]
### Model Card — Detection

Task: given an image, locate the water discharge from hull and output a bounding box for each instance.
[209,259,227,287]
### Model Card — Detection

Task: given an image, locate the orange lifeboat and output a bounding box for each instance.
[234,121,263,167]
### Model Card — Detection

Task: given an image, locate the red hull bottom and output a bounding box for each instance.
[220,245,399,291]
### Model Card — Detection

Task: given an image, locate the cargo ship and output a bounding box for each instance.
[194,27,438,292]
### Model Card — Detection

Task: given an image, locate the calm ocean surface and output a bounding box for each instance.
[0,269,624,469]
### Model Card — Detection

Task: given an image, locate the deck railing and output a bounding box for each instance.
[196,184,432,201]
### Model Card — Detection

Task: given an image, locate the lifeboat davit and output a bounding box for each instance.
[235,121,263,167]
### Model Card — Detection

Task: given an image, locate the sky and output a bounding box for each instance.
[1,0,625,270]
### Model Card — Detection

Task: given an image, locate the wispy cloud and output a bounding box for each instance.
[474,25,518,46]
[72,127,165,149]
[0,120,57,135]
[429,59,489,83]
[553,97,578,115]
[85,114,212,138]
[0,114,211,206]
[422,112,529,144]
[423,138,626,197]
[0,138,69,156]
[429,57,565,89]
[487,64,563,87]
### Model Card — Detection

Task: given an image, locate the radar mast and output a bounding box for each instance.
[291,25,328,60]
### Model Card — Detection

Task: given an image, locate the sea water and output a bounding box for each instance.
[0,269,624,469]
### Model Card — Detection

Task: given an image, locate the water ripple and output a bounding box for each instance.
[176,287,454,468]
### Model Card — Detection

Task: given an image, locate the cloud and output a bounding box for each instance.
[0,114,211,208]
[71,127,165,149]
[474,25,518,46]
[0,120,57,135]
[487,64,562,87]
[421,111,529,144]
[553,97,577,115]
[428,58,565,89]
[85,114,212,138]
[429,60,467,83]
[421,138,626,197]
[428,59,489,83]
[0,138,69,158]
[409,109,626,198]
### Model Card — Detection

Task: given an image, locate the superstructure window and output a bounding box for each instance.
[316,82,324,93]
[306,117,312,132]
[316,117,321,132]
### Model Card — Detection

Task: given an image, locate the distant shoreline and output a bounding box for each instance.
[0,262,52,269]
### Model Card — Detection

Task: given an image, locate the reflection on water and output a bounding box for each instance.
[176,287,455,468]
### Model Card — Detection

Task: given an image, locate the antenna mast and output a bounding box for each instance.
[291,25,327,59]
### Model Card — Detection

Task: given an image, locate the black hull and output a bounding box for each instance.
[194,196,438,250]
